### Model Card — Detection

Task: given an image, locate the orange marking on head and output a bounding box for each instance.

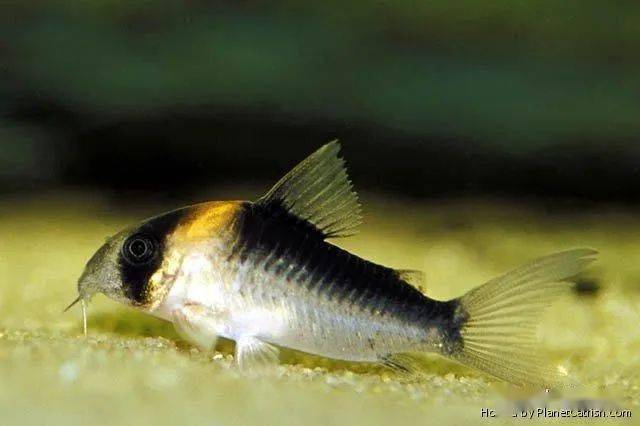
[174,201,243,242]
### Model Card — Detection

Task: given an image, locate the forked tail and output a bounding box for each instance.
[449,249,597,387]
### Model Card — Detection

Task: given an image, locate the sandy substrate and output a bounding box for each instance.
[0,192,637,425]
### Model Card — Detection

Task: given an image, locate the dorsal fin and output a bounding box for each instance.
[256,141,362,239]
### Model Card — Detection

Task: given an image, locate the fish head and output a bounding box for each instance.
[76,201,243,310]
[76,207,191,309]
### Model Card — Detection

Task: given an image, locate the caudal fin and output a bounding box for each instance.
[450,248,597,387]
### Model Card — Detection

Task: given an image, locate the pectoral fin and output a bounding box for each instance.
[171,303,221,351]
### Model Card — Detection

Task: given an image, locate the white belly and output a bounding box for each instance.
[151,260,289,343]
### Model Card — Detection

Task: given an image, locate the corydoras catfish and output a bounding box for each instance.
[69,142,596,386]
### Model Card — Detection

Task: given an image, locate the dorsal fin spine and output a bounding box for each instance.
[316,193,360,229]
[307,180,351,217]
[256,141,361,239]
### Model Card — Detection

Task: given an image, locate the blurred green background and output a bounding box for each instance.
[1,1,640,201]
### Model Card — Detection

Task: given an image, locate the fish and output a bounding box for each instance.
[70,141,597,386]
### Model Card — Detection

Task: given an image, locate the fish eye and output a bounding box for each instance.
[122,234,157,265]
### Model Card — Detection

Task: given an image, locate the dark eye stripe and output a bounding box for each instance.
[118,208,188,306]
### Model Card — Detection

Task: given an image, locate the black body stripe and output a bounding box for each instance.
[232,202,457,328]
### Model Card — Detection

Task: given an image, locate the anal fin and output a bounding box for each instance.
[380,353,427,378]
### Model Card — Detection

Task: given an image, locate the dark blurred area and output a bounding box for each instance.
[2,1,639,204]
